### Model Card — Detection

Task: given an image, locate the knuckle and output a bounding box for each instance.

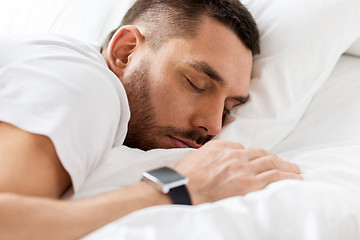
[269,169,282,180]
[269,156,279,168]
[259,148,269,155]
[238,143,245,149]
[252,147,268,155]
[207,140,226,148]
[234,162,247,170]
[223,149,240,160]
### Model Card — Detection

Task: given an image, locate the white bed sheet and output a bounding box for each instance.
[82,55,360,239]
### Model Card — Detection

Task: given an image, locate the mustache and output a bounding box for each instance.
[162,127,214,145]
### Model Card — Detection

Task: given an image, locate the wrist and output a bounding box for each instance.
[137,181,172,206]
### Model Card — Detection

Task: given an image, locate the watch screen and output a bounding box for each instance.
[147,167,185,184]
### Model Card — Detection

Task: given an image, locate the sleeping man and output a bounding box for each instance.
[0,0,303,239]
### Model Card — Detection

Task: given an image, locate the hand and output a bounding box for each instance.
[174,140,303,205]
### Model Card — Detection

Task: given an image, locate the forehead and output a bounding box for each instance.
[157,16,253,94]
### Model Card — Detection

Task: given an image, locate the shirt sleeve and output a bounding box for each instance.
[0,34,129,191]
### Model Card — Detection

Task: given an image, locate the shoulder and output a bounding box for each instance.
[1,33,105,75]
[1,33,125,108]
[0,34,130,190]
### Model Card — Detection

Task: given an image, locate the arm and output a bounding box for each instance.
[0,122,171,239]
[0,182,170,240]
[0,122,302,240]
[0,122,71,197]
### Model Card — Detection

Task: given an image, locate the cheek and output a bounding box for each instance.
[152,84,185,119]
[150,78,198,125]
[146,54,197,125]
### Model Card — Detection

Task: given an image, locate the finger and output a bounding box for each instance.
[256,169,304,188]
[250,155,301,174]
[204,140,245,150]
[221,141,245,149]
[241,148,273,161]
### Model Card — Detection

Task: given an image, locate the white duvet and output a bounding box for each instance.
[80,55,360,239]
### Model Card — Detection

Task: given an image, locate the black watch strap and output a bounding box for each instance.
[169,185,192,205]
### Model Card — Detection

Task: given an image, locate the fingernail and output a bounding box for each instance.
[293,163,301,173]
[297,175,304,180]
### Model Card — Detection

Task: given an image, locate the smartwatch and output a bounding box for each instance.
[142,167,192,205]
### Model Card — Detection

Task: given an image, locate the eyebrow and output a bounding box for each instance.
[189,60,250,104]
[190,61,225,86]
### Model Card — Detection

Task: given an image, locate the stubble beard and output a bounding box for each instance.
[123,59,213,151]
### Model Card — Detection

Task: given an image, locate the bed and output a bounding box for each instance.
[1,0,360,239]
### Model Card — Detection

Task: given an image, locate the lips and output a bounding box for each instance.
[168,136,201,149]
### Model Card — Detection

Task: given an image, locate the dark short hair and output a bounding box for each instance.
[104,0,260,55]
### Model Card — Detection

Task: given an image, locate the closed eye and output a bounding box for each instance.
[186,77,206,93]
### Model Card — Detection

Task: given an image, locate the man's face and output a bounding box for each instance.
[120,17,253,150]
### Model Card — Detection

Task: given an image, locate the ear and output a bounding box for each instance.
[105,25,145,78]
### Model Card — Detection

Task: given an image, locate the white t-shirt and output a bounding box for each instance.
[0,33,131,192]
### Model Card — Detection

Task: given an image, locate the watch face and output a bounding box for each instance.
[146,167,185,184]
[143,167,192,204]
[143,167,189,194]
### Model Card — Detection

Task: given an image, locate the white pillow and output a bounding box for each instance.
[346,38,360,57]
[216,0,360,149]
[1,0,360,150]
[0,0,135,44]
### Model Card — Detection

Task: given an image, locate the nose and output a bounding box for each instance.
[191,102,224,136]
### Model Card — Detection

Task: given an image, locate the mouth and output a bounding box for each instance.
[168,136,202,149]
